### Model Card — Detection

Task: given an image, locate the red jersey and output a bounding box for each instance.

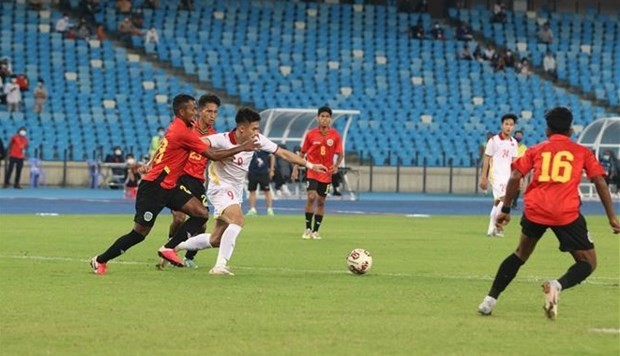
[9,134,28,159]
[143,118,209,189]
[183,122,217,181]
[512,134,606,226]
[301,127,343,183]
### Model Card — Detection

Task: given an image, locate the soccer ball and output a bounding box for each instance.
[346,248,373,275]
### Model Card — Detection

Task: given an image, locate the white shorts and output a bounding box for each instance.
[490,175,509,200]
[207,184,243,218]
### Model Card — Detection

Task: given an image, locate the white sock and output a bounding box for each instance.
[215,224,242,267]
[176,233,212,251]
[487,205,497,234]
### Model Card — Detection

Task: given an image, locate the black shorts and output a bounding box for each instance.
[248,173,271,192]
[134,180,194,227]
[177,174,208,207]
[520,213,594,252]
[307,179,330,197]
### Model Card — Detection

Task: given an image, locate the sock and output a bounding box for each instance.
[164,217,208,249]
[487,205,497,234]
[305,212,313,230]
[184,250,198,260]
[488,253,525,299]
[176,233,212,251]
[215,224,242,267]
[97,230,145,263]
[313,215,323,232]
[495,201,503,229]
[557,260,593,290]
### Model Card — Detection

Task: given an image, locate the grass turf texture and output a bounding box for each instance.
[0,214,618,355]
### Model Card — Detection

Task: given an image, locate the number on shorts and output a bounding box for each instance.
[227,190,234,200]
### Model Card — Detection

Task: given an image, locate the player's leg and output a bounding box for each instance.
[478,215,544,315]
[488,181,506,236]
[210,204,244,275]
[303,180,318,239]
[542,214,596,319]
[247,176,258,215]
[91,181,163,274]
[311,182,329,239]
[259,175,274,215]
[169,210,186,240]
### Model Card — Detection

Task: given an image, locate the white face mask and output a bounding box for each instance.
[19,130,26,136]
[115,149,122,155]
[602,155,610,161]
[126,158,136,165]
[158,130,165,137]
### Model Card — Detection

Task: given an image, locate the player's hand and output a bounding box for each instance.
[479,177,488,191]
[610,218,620,234]
[311,164,328,173]
[240,137,261,151]
[138,163,152,174]
[330,165,339,175]
[496,212,511,227]
[291,166,299,181]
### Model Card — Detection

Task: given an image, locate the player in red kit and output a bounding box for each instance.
[293,106,343,240]
[161,94,220,269]
[90,94,258,275]
[477,107,620,319]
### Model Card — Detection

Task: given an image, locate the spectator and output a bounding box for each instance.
[28,155,43,188]
[491,1,507,23]
[73,18,91,40]
[15,73,29,92]
[116,0,132,14]
[104,146,127,189]
[131,8,144,29]
[55,15,72,33]
[124,153,141,198]
[517,58,532,75]
[483,45,495,61]
[33,79,48,114]
[4,126,28,189]
[4,77,21,112]
[538,22,553,44]
[543,50,557,78]
[473,45,484,61]
[408,21,424,39]
[0,56,11,82]
[459,44,474,60]
[95,23,107,41]
[503,49,515,68]
[142,0,159,9]
[117,17,142,41]
[429,22,445,40]
[144,26,159,45]
[456,21,473,41]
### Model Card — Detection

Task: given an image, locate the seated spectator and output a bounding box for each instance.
[118,17,142,41]
[491,51,505,72]
[459,45,473,60]
[429,22,445,40]
[543,50,557,78]
[538,22,553,43]
[104,146,127,190]
[55,15,72,33]
[144,27,159,45]
[491,1,507,23]
[504,49,515,67]
[0,56,12,82]
[131,8,144,29]
[73,18,91,40]
[408,21,424,40]
[116,0,132,14]
[473,45,484,61]
[456,21,473,41]
[4,77,22,112]
[483,45,495,61]
[516,58,532,75]
[95,23,107,41]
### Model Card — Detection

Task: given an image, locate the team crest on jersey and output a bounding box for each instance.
[326,139,334,147]
[144,211,153,222]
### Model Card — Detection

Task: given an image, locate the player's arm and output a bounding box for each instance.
[479,155,491,189]
[332,152,344,174]
[200,136,260,161]
[268,153,275,179]
[592,175,620,233]
[495,169,524,227]
[291,150,306,180]
[275,148,327,173]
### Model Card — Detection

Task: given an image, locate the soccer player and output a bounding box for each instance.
[90,94,258,275]
[246,150,275,216]
[479,114,518,237]
[477,107,620,319]
[292,106,343,240]
[512,130,528,209]
[164,94,220,269]
[170,107,328,275]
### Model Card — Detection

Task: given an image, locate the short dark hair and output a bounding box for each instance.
[318,106,332,116]
[235,107,261,125]
[198,94,221,108]
[156,126,164,131]
[545,107,572,133]
[501,113,518,124]
[514,130,524,135]
[172,94,195,116]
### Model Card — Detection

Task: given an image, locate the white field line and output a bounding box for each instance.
[590,328,620,334]
[1,254,618,286]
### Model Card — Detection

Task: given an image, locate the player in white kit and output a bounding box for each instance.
[172,108,327,275]
[479,114,518,237]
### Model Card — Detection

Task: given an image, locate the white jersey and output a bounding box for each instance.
[485,134,518,184]
[207,131,279,189]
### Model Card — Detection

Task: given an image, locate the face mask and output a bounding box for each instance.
[158,130,164,137]
[515,137,522,143]
[126,158,136,165]
[602,155,610,161]
[115,149,122,155]
[19,130,26,136]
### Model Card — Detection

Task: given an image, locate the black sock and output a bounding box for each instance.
[488,253,525,299]
[305,212,313,230]
[165,217,208,249]
[97,230,145,263]
[185,250,198,260]
[313,215,323,232]
[557,260,593,290]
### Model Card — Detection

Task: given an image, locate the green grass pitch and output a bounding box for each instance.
[0,214,618,355]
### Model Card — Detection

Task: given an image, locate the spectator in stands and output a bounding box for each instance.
[116,0,132,14]
[0,57,11,82]
[516,58,532,76]
[73,18,92,40]
[95,23,106,41]
[483,45,495,61]
[118,17,142,42]
[28,155,43,188]
[408,20,424,40]
[124,153,141,198]
[4,126,28,189]
[491,1,507,23]
[504,49,515,68]
[491,50,505,71]
[104,146,127,190]
[543,50,557,78]
[144,26,159,46]
[131,8,144,29]
[142,0,159,9]
[473,45,484,61]
[55,15,72,33]
[4,77,21,112]
[456,21,473,41]
[33,79,48,114]
[429,22,445,40]
[538,22,553,44]
[459,44,474,60]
